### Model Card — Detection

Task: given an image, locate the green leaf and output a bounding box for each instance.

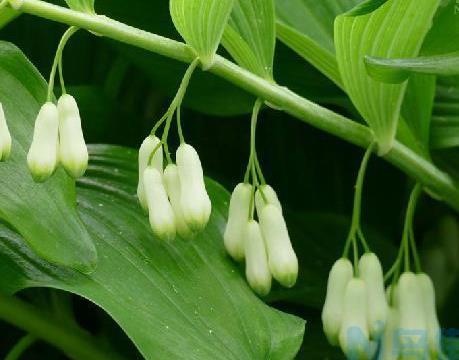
[64,0,95,14]
[222,0,276,81]
[334,0,440,155]
[345,0,389,16]
[170,0,235,69]
[0,145,305,359]
[431,116,459,149]
[0,41,97,272]
[365,52,459,84]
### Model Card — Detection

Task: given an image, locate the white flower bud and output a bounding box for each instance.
[322,258,354,346]
[244,220,272,296]
[176,143,211,232]
[339,278,371,360]
[27,102,59,182]
[359,252,388,340]
[57,94,88,178]
[378,308,400,360]
[417,273,442,358]
[0,103,12,161]
[398,272,428,357]
[224,183,252,261]
[163,164,194,240]
[143,166,176,241]
[137,135,163,211]
[255,184,282,214]
[259,204,298,288]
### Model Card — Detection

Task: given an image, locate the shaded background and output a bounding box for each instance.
[1,0,459,358]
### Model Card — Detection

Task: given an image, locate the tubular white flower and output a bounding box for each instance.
[0,103,12,161]
[378,308,400,360]
[143,166,176,241]
[398,272,428,357]
[163,164,194,240]
[258,204,298,288]
[176,143,211,232]
[339,278,371,360]
[57,94,88,178]
[322,258,354,346]
[27,102,59,182]
[224,183,252,261]
[137,135,163,211]
[359,252,388,340]
[244,220,272,296]
[417,273,442,358]
[255,184,282,214]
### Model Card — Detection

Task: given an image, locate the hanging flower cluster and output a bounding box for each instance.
[0,103,12,162]
[136,59,211,241]
[224,100,298,296]
[321,149,445,360]
[28,95,88,182]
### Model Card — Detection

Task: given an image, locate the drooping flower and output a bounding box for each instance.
[176,143,211,232]
[255,184,282,213]
[143,166,176,241]
[57,94,88,178]
[377,307,400,360]
[224,183,252,261]
[322,258,354,346]
[359,252,388,339]
[0,103,12,161]
[244,219,272,296]
[339,278,371,360]
[137,135,163,211]
[163,163,194,240]
[258,204,298,288]
[27,102,59,182]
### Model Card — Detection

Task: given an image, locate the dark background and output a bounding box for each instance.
[1,1,458,359]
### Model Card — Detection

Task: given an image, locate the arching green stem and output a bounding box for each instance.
[5,334,36,360]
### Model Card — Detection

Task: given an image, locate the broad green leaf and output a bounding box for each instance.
[170,0,235,69]
[222,0,276,81]
[345,0,390,16]
[431,116,459,149]
[64,0,95,14]
[0,145,305,359]
[0,42,97,272]
[365,52,459,84]
[334,0,440,155]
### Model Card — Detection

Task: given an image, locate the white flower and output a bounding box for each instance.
[143,166,176,241]
[244,220,272,296]
[322,258,353,346]
[416,273,443,358]
[57,94,88,178]
[359,252,388,339]
[137,135,163,211]
[378,308,400,360]
[258,204,298,287]
[255,184,282,214]
[176,143,211,232]
[339,278,371,360]
[398,272,428,357]
[0,103,12,161]
[224,183,252,261]
[27,102,59,182]
[163,164,194,240]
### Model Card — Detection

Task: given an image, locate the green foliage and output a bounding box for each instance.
[64,0,95,14]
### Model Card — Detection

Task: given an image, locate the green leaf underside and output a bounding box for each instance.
[222,0,276,81]
[365,52,459,84]
[64,0,95,14]
[334,0,440,155]
[0,42,304,359]
[0,41,97,272]
[0,145,305,360]
[170,0,235,69]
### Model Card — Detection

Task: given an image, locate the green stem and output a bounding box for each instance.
[0,292,125,360]
[5,334,36,360]
[47,26,78,102]
[247,99,263,217]
[403,183,423,272]
[11,0,459,213]
[177,107,184,144]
